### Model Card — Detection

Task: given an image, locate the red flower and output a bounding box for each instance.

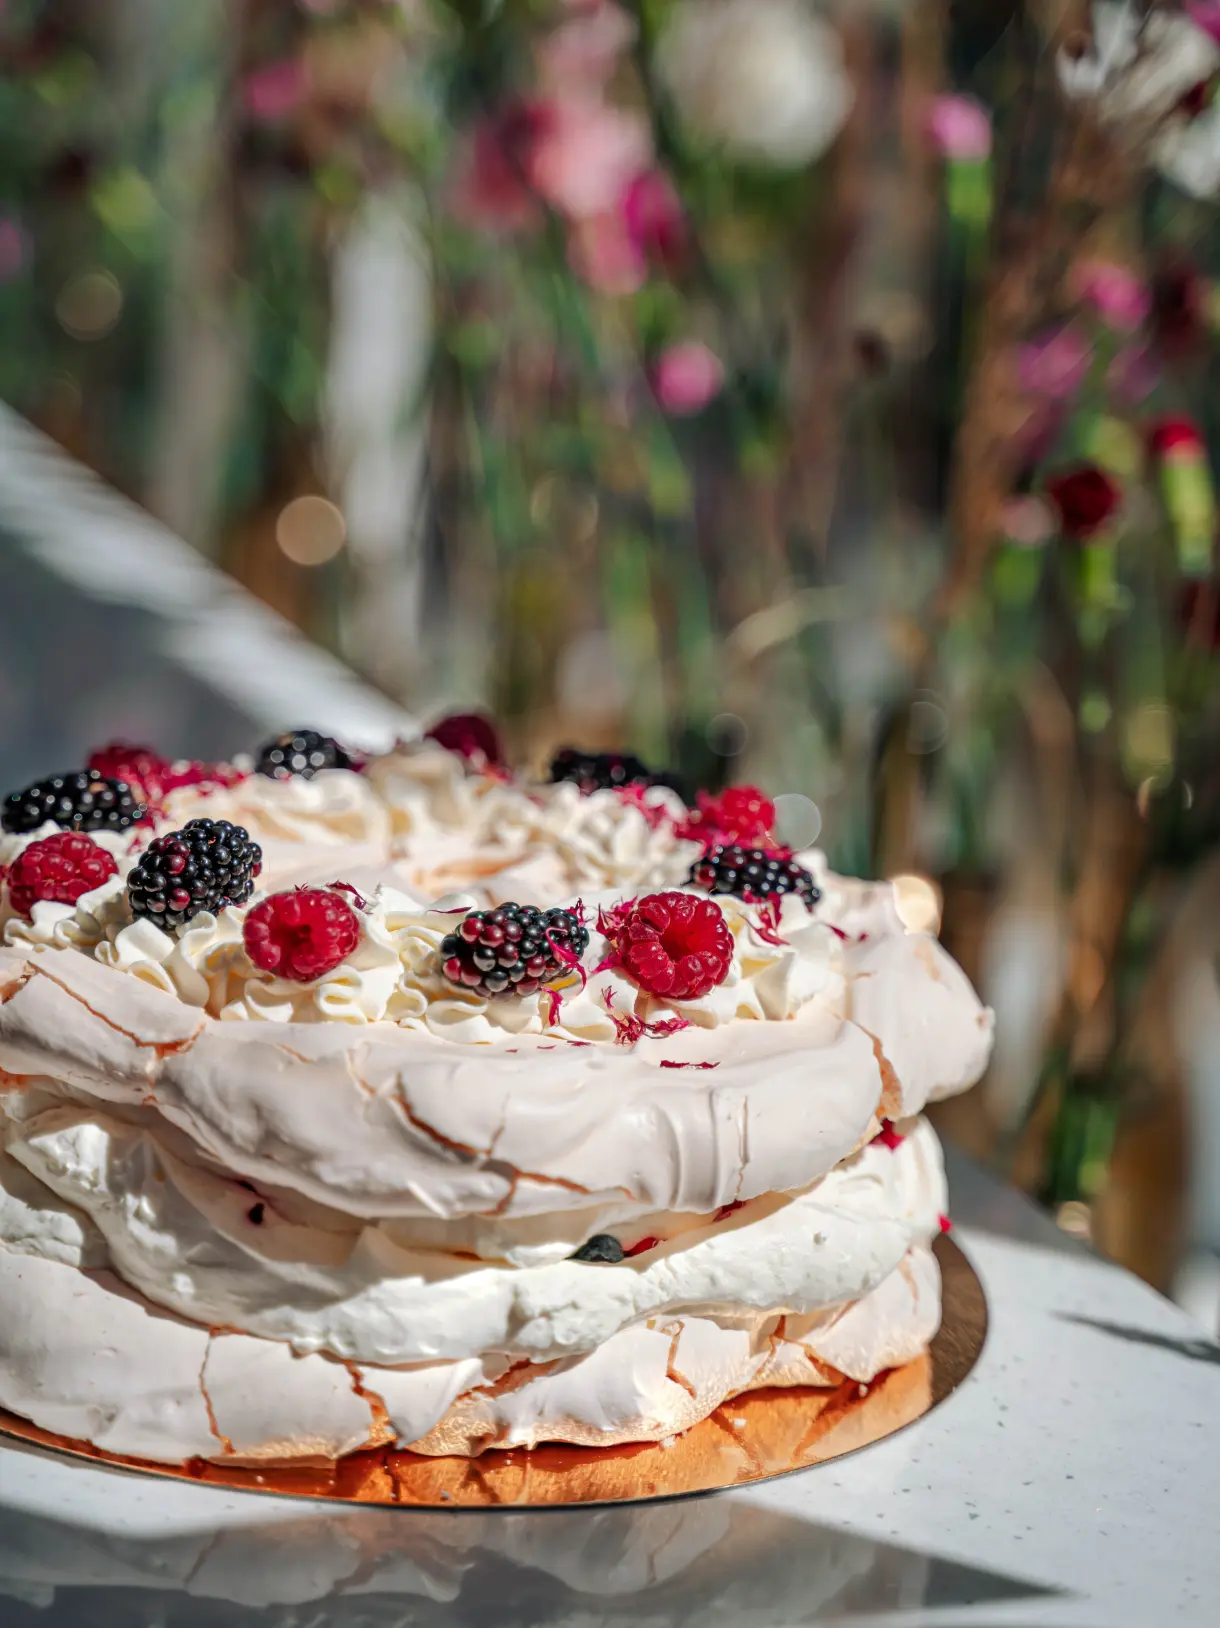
[681,784,776,848]
[1148,416,1206,458]
[1045,463,1122,539]
[6,834,118,919]
[424,712,505,770]
[243,888,361,983]
[603,890,733,1001]
[451,101,555,233]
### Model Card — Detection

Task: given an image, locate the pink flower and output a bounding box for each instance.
[450,102,554,233]
[0,216,26,282]
[536,1,636,90]
[926,94,992,160]
[529,99,652,220]
[653,342,724,415]
[622,170,686,272]
[570,168,688,293]
[568,212,646,295]
[1018,325,1091,400]
[1074,261,1151,332]
[242,58,307,122]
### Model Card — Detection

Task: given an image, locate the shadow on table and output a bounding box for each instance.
[0,1484,1063,1627]
[1057,1313,1220,1368]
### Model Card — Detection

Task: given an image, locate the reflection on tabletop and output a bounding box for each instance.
[0,1472,1056,1627]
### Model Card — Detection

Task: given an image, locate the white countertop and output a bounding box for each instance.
[1,1148,1217,1627]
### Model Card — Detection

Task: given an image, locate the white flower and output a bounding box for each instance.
[1157,96,1220,196]
[1057,1,1220,124]
[654,0,852,168]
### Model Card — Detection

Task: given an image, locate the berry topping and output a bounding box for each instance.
[255,729,359,781]
[549,747,660,795]
[126,819,262,930]
[681,784,776,848]
[243,888,361,982]
[5,834,118,919]
[424,711,505,769]
[87,743,243,809]
[440,902,590,999]
[2,770,145,836]
[86,744,172,808]
[569,1234,625,1264]
[604,891,733,1002]
[688,845,820,910]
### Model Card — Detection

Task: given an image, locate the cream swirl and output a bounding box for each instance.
[3,874,130,954]
[162,767,390,850]
[367,742,537,845]
[493,782,700,900]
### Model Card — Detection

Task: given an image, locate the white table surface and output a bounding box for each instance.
[1,1148,1217,1627]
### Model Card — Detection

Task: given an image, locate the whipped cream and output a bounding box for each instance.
[7,871,848,1041]
[162,766,390,849]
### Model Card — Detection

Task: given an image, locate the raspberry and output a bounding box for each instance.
[255,729,359,781]
[424,712,505,769]
[87,744,172,808]
[605,891,733,1002]
[87,743,243,810]
[681,784,776,847]
[127,819,262,930]
[440,903,589,999]
[688,845,820,909]
[5,834,118,919]
[243,889,361,982]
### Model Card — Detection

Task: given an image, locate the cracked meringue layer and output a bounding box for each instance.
[0,1130,943,1462]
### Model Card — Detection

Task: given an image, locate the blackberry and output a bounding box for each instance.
[439,902,589,999]
[255,729,357,781]
[569,1234,624,1264]
[127,818,262,931]
[549,747,659,794]
[688,845,821,910]
[2,770,145,836]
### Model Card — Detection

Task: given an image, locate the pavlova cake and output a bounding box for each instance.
[0,723,993,1465]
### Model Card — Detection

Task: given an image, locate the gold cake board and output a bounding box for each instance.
[0,1234,986,1508]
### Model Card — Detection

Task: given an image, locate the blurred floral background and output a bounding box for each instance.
[3,0,1220,1315]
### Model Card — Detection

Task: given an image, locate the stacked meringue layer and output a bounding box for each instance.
[0,745,993,1462]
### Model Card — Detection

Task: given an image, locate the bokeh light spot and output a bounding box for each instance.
[706,712,748,756]
[907,693,949,755]
[276,496,347,566]
[773,793,821,850]
[56,270,122,339]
